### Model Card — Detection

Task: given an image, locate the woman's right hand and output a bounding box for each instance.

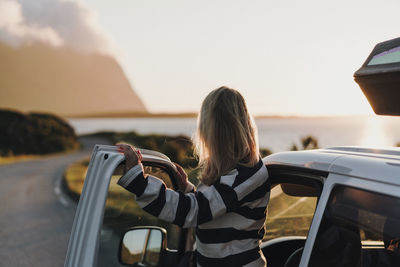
[117,144,142,174]
[174,163,188,192]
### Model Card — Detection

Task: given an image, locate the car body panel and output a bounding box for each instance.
[265,147,400,186]
[329,153,400,186]
[263,149,343,173]
[65,145,124,267]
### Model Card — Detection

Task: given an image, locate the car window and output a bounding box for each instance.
[368,45,400,65]
[96,164,182,267]
[264,183,318,241]
[309,186,400,267]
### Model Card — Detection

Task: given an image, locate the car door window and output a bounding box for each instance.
[97,164,182,267]
[264,183,318,241]
[309,186,400,267]
[261,178,321,267]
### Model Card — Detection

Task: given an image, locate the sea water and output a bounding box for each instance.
[68,116,400,153]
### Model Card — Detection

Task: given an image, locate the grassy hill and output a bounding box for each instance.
[0,41,147,117]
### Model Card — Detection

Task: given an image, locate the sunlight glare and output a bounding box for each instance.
[359,117,389,147]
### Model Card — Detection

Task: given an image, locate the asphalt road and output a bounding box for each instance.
[0,137,109,267]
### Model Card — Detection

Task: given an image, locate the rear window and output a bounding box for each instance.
[368,46,400,65]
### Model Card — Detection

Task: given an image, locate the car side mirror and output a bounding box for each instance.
[119,227,167,267]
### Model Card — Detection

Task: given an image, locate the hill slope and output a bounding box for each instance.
[0,42,147,117]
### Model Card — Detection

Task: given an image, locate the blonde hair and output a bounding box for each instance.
[194,86,259,186]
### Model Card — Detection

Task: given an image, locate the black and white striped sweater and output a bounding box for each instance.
[118,159,270,267]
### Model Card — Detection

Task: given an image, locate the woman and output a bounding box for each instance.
[118,86,270,266]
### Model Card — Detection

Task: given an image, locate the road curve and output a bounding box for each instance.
[0,137,110,267]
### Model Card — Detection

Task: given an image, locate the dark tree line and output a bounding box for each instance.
[0,109,79,156]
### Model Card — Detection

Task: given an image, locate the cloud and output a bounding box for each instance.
[0,0,63,47]
[0,0,113,54]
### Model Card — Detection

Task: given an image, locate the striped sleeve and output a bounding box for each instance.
[118,162,268,228]
[118,164,241,228]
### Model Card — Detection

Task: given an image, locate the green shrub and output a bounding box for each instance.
[260,148,273,157]
[103,131,198,169]
[291,135,319,151]
[0,109,79,156]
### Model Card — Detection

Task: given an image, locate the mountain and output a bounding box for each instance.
[0,42,147,117]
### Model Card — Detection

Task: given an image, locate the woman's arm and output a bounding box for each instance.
[117,144,269,228]
[117,164,240,228]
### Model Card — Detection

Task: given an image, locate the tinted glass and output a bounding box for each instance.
[309,186,400,267]
[368,46,400,65]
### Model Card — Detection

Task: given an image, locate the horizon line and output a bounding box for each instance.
[66,111,376,119]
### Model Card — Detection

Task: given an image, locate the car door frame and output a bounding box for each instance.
[260,163,326,266]
[64,145,182,267]
[299,172,400,266]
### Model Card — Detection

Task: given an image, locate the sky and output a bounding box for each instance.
[1,0,400,116]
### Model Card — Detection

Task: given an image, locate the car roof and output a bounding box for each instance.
[264,146,400,186]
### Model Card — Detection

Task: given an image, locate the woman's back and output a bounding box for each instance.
[194,160,269,266]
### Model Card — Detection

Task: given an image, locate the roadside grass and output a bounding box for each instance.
[64,160,317,242]
[0,148,80,165]
[64,159,165,226]
[63,158,89,200]
[265,192,317,240]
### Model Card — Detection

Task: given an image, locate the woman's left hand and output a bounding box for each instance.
[174,163,189,192]
[117,144,142,174]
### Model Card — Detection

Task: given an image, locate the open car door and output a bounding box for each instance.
[64,145,183,267]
